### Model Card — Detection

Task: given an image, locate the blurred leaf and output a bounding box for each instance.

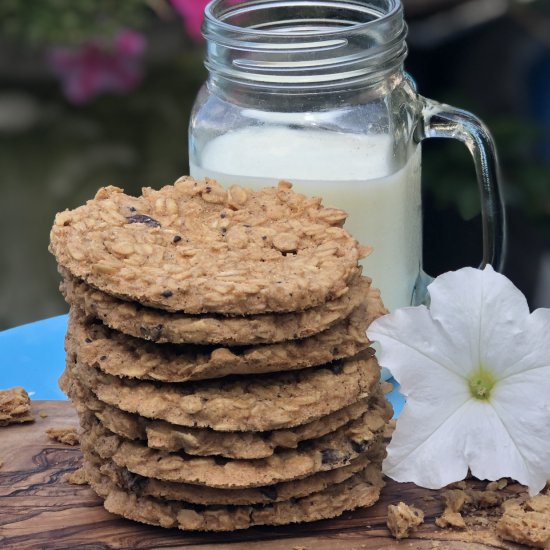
[0,0,149,45]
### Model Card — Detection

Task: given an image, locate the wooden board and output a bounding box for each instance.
[0,401,523,550]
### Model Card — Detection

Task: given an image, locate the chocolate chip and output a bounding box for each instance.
[328,360,344,374]
[321,448,342,464]
[259,486,278,501]
[99,355,107,361]
[162,290,173,298]
[205,186,212,193]
[261,235,267,240]
[188,502,208,512]
[85,338,92,344]
[221,227,227,235]
[121,469,145,493]
[173,235,182,243]
[126,214,161,228]
[128,206,137,212]
[214,456,229,466]
[139,324,164,342]
[351,440,369,453]
[220,212,226,219]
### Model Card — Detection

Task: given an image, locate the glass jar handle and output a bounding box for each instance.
[413,97,507,305]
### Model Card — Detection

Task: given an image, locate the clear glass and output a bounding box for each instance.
[189,0,505,312]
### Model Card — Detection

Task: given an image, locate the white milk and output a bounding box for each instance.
[190,127,422,312]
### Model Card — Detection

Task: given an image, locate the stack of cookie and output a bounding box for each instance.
[50,178,392,531]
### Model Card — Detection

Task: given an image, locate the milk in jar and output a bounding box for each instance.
[190,126,422,312]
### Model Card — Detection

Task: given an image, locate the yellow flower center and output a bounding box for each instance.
[468,367,496,401]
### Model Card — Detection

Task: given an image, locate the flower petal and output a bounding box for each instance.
[428,265,532,378]
[461,400,532,488]
[384,394,471,488]
[171,0,209,41]
[489,366,550,495]
[497,307,550,379]
[368,306,470,383]
[384,396,546,491]
[115,29,146,57]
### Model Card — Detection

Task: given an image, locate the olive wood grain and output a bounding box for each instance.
[0,401,522,550]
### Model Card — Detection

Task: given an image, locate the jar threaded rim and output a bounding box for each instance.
[203,0,408,89]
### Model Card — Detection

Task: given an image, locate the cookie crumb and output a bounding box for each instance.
[39,410,48,418]
[486,479,507,491]
[496,494,550,548]
[64,467,88,486]
[387,501,425,539]
[433,478,526,539]
[0,387,34,426]
[435,488,470,530]
[435,511,467,530]
[46,426,79,446]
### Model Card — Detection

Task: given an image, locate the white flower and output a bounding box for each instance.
[367,265,550,495]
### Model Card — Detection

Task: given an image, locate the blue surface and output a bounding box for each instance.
[387,381,405,419]
[0,314,69,400]
[0,315,406,416]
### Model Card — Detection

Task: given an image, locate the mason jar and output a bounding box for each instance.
[189,0,505,312]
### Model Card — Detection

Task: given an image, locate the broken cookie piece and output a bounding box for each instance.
[435,510,467,530]
[435,483,507,531]
[387,501,425,539]
[435,489,469,530]
[496,494,550,549]
[64,467,88,486]
[0,387,34,426]
[46,426,80,446]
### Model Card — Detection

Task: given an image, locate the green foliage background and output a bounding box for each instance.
[0,0,147,44]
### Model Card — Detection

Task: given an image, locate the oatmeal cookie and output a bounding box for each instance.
[64,373,388,459]
[0,387,34,426]
[79,410,386,488]
[50,179,369,315]
[61,270,373,345]
[65,288,384,382]
[84,457,383,531]
[65,349,380,432]
[83,445,383,505]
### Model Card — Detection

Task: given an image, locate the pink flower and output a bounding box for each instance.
[48,29,146,104]
[171,0,210,41]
